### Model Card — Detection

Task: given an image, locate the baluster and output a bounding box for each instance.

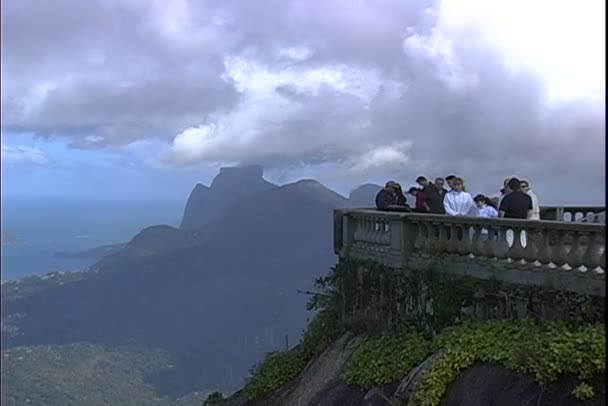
[509,228,525,261]
[522,227,539,264]
[373,220,382,244]
[436,223,448,253]
[458,225,472,255]
[423,223,434,253]
[484,225,498,258]
[368,218,378,245]
[552,230,567,267]
[565,231,585,269]
[537,230,553,266]
[582,233,602,269]
[381,221,391,245]
[413,221,425,249]
[447,223,459,253]
[495,226,510,260]
[362,219,372,242]
[471,225,485,257]
[354,218,364,241]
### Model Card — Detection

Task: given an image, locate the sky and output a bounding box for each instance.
[1,0,606,205]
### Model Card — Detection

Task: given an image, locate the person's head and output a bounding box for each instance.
[407,187,419,196]
[385,180,398,191]
[445,175,456,188]
[474,194,489,208]
[507,177,521,192]
[416,176,429,188]
[520,179,531,193]
[435,177,445,190]
[452,177,465,192]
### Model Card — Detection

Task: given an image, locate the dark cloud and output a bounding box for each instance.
[2,0,605,202]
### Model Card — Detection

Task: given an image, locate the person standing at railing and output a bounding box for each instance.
[445,175,456,191]
[417,176,446,214]
[443,177,476,216]
[474,195,498,218]
[520,180,540,220]
[498,178,532,219]
[375,181,409,211]
[408,187,427,213]
[499,178,532,248]
[434,177,449,202]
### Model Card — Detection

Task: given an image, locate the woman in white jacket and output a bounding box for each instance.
[444,177,476,216]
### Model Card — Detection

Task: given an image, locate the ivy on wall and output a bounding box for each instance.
[242,260,605,404]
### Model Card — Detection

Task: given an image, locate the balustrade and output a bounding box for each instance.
[334,208,606,297]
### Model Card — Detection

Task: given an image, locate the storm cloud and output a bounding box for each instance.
[2,0,605,197]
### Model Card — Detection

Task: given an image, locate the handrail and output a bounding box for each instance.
[334,208,606,297]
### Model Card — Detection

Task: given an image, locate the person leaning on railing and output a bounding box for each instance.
[375,181,412,212]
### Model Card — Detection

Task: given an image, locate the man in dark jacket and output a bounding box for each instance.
[375,181,409,211]
[416,176,446,214]
[435,177,449,201]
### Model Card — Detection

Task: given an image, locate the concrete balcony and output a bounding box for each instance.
[334,207,606,297]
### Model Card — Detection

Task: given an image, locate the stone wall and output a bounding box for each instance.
[335,259,605,335]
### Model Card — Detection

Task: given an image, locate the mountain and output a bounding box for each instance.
[2,175,353,400]
[348,183,381,207]
[53,243,127,260]
[180,165,276,230]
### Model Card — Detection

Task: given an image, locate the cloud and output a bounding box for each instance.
[1,144,50,166]
[2,0,605,200]
[1,0,240,145]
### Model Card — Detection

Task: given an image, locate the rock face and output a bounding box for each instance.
[442,363,605,406]
[349,184,381,207]
[226,350,606,406]
[180,165,276,230]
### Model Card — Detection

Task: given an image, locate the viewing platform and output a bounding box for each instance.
[334,206,606,297]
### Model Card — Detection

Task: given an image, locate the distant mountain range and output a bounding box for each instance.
[2,166,380,404]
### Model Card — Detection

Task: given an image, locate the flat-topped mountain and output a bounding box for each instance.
[180,165,276,230]
[2,173,352,399]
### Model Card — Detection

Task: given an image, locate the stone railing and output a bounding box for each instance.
[539,206,605,222]
[334,209,606,297]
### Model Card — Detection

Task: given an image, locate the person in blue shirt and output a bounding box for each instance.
[474,194,498,218]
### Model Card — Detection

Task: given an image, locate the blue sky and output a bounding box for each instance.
[2,132,217,202]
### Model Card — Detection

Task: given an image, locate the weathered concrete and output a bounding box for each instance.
[335,208,606,297]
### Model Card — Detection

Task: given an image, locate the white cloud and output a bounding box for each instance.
[1,144,50,166]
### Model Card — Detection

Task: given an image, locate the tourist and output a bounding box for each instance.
[499,178,532,248]
[498,178,532,219]
[435,177,449,201]
[445,175,457,190]
[520,179,540,220]
[443,177,476,216]
[416,176,446,214]
[474,195,498,218]
[407,187,427,213]
[375,181,409,211]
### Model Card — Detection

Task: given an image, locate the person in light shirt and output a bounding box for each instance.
[443,177,476,216]
[474,195,498,218]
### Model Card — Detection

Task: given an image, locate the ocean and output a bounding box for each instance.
[1,196,183,281]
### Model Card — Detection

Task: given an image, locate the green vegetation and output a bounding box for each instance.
[243,266,346,401]
[2,271,88,303]
[411,320,605,406]
[202,391,225,405]
[244,260,605,405]
[345,332,432,389]
[1,343,174,406]
[572,381,596,400]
